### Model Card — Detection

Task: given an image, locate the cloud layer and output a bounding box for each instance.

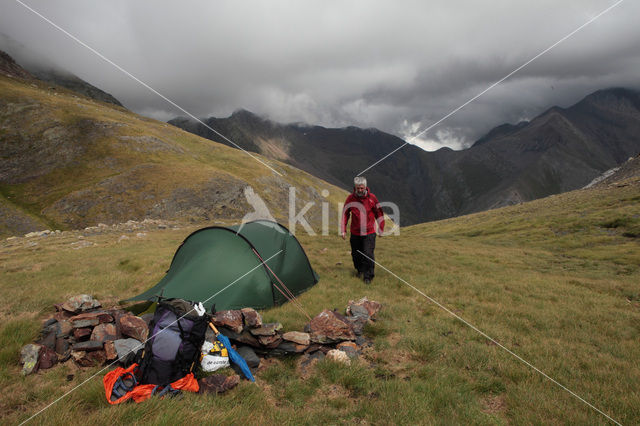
[2,0,639,150]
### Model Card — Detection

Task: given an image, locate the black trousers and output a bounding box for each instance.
[350,233,376,280]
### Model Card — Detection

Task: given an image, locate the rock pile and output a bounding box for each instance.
[210,297,382,369]
[20,294,148,375]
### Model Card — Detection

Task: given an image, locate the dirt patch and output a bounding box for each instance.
[482,394,507,416]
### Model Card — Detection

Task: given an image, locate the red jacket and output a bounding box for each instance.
[341,187,385,236]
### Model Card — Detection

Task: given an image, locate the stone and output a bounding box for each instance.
[61,294,101,313]
[38,346,58,369]
[114,338,144,363]
[347,297,382,319]
[43,318,57,328]
[211,310,244,334]
[275,341,307,354]
[282,331,310,346]
[249,322,282,336]
[347,304,370,321]
[218,327,260,347]
[55,336,70,356]
[140,313,154,326]
[91,323,117,343]
[119,315,148,341]
[236,346,260,368]
[38,329,57,350]
[72,340,103,352]
[104,341,118,361]
[57,320,73,337]
[326,349,350,365]
[257,334,282,348]
[198,374,240,394]
[345,316,367,336]
[309,309,356,344]
[53,310,74,322]
[71,350,106,367]
[20,344,41,375]
[73,328,92,341]
[337,342,359,359]
[241,308,262,328]
[300,350,325,372]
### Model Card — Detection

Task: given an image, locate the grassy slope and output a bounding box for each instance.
[0,173,638,424]
[0,74,347,235]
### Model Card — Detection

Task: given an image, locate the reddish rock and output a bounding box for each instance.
[72,340,103,352]
[309,309,355,344]
[257,334,282,348]
[241,308,262,328]
[249,323,282,336]
[198,374,240,394]
[38,346,58,369]
[53,310,74,322]
[275,341,308,354]
[104,341,118,361]
[347,297,382,319]
[55,337,70,356]
[282,331,310,346]
[219,327,261,347]
[62,294,101,313]
[119,315,148,341]
[337,341,357,350]
[73,328,92,341]
[211,310,244,334]
[71,350,106,367]
[91,323,117,343]
[58,319,73,337]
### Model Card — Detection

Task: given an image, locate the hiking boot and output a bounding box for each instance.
[364,278,371,285]
[356,271,364,279]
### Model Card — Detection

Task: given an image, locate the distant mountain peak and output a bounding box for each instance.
[0,50,33,80]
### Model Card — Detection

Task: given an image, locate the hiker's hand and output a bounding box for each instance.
[341,232,346,240]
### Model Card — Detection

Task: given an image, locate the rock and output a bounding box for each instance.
[72,340,103,352]
[140,313,154,326]
[53,310,74,321]
[57,320,73,337]
[55,337,70,359]
[337,341,359,359]
[38,346,58,369]
[249,322,282,336]
[61,294,101,313]
[326,349,350,365]
[69,311,111,328]
[71,350,106,367]
[309,309,356,344]
[43,318,57,328]
[20,344,41,375]
[198,374,240,394]
[282,331,310,346]
[300,350,325,372]
[217,327,260,347]
[347,304,370,321]
[119,315,148,341]
[91,323,117,342]
[241,307,262,328]
[345,316,367,336]
[38,329,58,350]
[73,328,92,341]
[347,297,382,319]
[276,341,308,354]
[211,310,244,334]
[104,341,118,361]
[236,346,260,368]
[114,338,144,363]
[257,334,282,348]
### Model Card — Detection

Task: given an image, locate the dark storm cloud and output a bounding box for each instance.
[1,0,639,151]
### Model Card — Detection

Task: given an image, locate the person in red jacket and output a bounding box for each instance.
[341,176,385,284]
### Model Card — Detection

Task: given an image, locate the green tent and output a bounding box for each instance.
[129,220,319,311]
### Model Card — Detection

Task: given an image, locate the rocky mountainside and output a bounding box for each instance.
[0,53,347,237]
[170,88,640,225]
[29,67,123,107]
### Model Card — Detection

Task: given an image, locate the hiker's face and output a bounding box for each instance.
[355,184,366,196]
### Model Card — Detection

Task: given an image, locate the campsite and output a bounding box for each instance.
[1,176,638,424]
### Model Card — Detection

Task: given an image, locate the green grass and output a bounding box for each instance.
[0,176,638,424]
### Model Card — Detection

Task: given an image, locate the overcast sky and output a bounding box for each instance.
[2,0,639,151]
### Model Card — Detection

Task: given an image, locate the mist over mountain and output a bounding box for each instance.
[170,88,640,225]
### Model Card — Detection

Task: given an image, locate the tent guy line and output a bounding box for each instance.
[356,0,626,176]
[19,249,284,425]
[14,0,283,177]
[357,250,621,425]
